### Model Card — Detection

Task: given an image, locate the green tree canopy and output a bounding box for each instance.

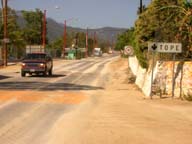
[115,27,134,51]
[134,0,192,68]
[22,9,46,45]
[0,7,25,58]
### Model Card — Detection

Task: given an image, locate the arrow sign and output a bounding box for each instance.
[151,43,157,51]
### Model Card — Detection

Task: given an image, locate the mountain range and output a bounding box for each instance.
[16,11,127,43]
[46,18,127,43]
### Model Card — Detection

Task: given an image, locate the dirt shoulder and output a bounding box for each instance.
[49,57,192,144]
[81,59,192,144]
[83,58,192,144]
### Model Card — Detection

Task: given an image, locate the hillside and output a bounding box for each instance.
[16,11,127,43]
[47,18,127,42]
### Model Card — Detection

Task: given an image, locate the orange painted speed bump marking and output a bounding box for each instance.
[0,90,87,104]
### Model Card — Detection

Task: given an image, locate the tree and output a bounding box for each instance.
[47,37,63,57]
[47,32,75,57]
[0,7,25,59]
[134,0,191,68]
[115,27,134,51]
[22,9,46,45]
[75,32,86,48]
[162,0,192,57]
[88,38,94,56]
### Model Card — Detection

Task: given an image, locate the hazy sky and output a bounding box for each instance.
[8,0,151,28]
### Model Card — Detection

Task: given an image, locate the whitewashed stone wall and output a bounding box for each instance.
[129,56,192,99]
[128,56,158,97]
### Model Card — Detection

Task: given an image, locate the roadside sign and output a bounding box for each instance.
[148,42,182,53]
[124,46,134,56]
[148,42,182,98]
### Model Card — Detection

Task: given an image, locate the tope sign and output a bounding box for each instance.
[148,42,182,53]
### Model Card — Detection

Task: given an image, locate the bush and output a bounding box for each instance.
[183,90,192,101]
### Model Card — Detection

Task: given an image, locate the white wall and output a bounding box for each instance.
[128,56,139,76]
[128,56,158,97]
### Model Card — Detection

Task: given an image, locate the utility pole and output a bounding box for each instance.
[140,0,143,14]
[94,31,97,48]
[111,35,114,50]
[2,0,8,66]
[42,10,46,51]
[63,20,66,58]
[1,0,3,22]
[85,27,88,57]
[107,39,110,50]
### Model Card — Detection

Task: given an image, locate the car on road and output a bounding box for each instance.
[93,48,102,57]
[21,53,53,77]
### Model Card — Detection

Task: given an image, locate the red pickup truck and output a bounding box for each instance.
[21,53,53,77]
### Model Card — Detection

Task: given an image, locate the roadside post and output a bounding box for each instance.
[2,0,8,66]
[172,54,176,98]
[149,43,157,99]
[148,42,182,99]
[124,46,134,57]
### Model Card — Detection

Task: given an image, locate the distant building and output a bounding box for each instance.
[26,45,45,54]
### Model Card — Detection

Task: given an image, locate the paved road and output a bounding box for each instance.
[0,55,117,144]
[1,55,192,144]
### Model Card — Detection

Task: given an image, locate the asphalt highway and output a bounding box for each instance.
[0,55,118,144]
